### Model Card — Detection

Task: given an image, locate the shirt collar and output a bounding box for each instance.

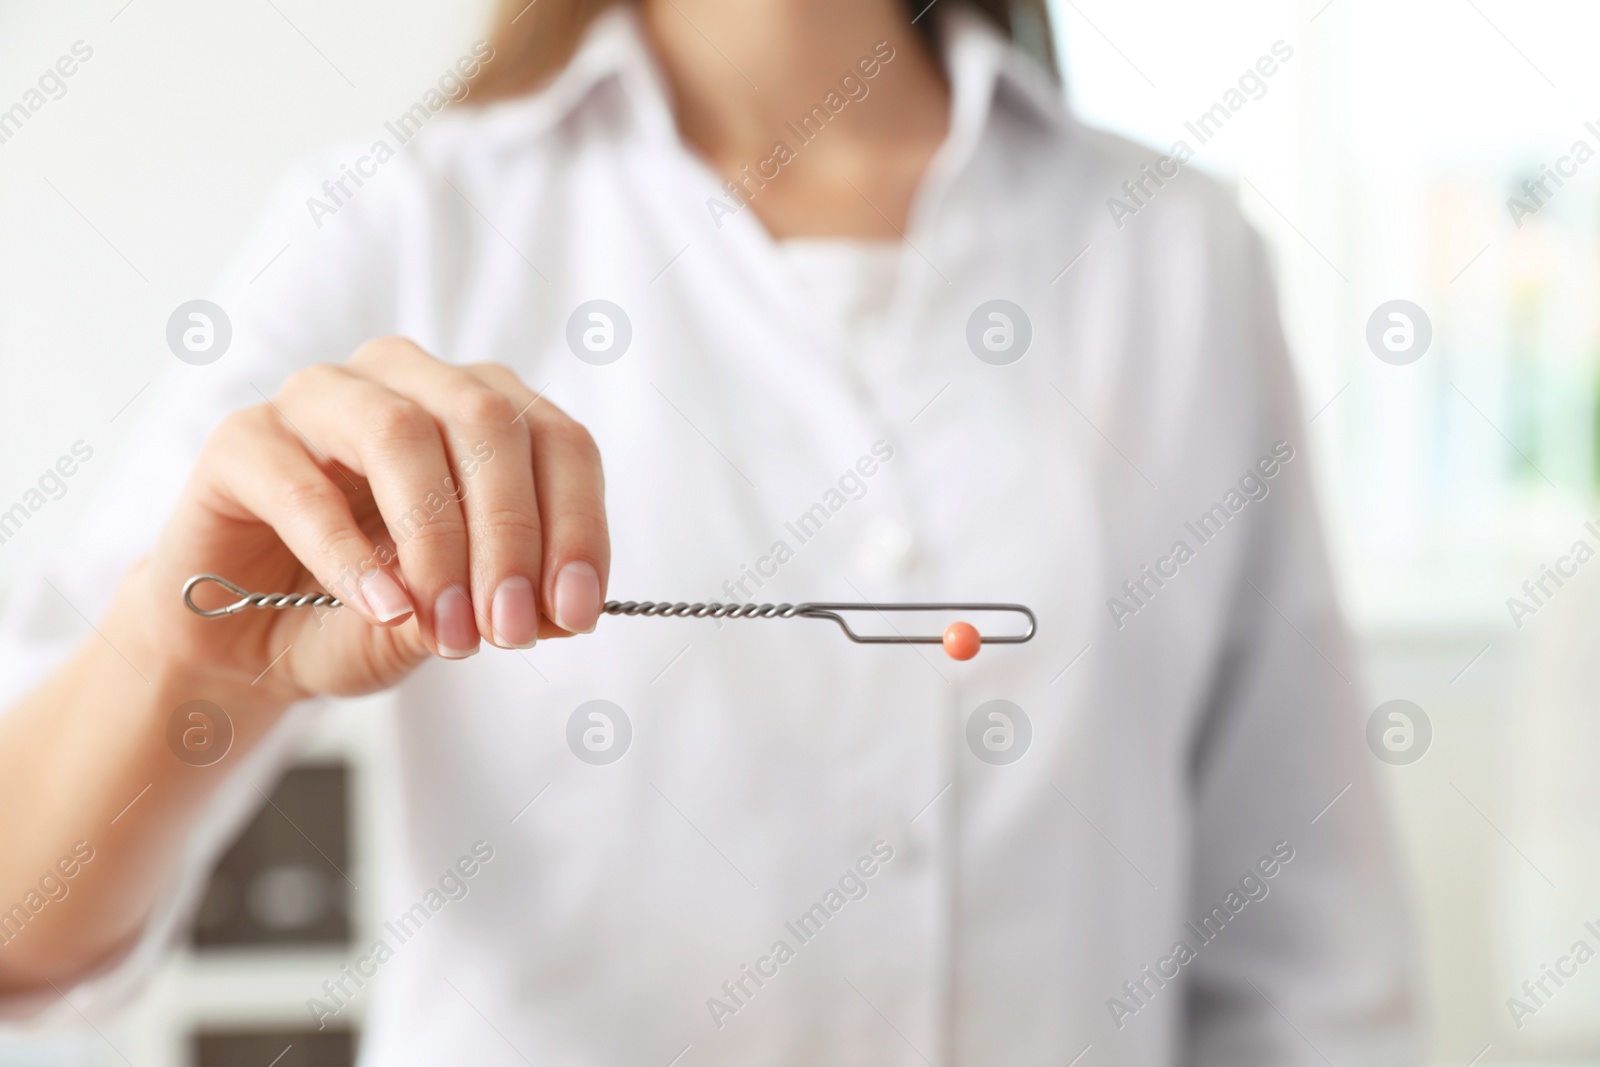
[472,4,678,150]
[937,2,1070,137]
[473,1,1070,152]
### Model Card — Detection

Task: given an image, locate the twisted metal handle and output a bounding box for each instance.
[182,574,343,618]
[182,582,802,623]
[603,601,803,619]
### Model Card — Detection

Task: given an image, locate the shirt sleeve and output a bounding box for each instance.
[1182,228,1424,1066]
[0,148,403,1024]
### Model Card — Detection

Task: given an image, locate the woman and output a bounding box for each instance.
[0,0,1418,1062]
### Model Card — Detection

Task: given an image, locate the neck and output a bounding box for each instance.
[639,0,951,237]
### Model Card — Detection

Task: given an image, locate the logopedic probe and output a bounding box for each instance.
[181,573,1035,661]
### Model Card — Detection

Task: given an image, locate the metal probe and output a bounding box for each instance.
[182,574,1035,658]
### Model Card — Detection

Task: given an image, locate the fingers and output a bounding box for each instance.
[274,362,478,657]
[346,342,544,648]
[467,363,610,635]
[255,339,609,658]
[204,409,414,628]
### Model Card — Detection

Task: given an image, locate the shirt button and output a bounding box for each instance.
[856,517,918,579]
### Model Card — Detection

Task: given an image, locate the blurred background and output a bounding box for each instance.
[1,0,1598,1063]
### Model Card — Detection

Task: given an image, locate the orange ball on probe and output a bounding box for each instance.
[942,621,981,661]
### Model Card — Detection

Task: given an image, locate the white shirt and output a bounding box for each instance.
[780,238,902,367]
[0,5,1419,1064]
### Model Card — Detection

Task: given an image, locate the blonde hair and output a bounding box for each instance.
[469,0,1056,103]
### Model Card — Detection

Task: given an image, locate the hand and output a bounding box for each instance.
[125,338,609,702]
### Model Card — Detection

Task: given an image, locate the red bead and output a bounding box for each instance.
[943,621,981,661]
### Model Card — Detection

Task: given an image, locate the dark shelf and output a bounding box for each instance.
[191,763,351,950]
[192,1025,355,1067]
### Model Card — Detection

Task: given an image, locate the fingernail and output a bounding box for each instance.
[434,586,479,658]
[359,569,412,623]
[491,576,538,649]
[553,561,601,634]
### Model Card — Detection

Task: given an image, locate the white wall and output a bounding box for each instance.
[0,0,493,597]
